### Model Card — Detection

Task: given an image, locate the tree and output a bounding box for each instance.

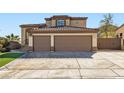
[0,37,8,49]
[99,13,117,38]
[5,33,20,41]
[98,24,117,38]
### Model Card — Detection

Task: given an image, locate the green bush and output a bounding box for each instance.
[0,37,8,47]
[7,41,21,50]
[0,47,10,52]
[0,37,9,52]
[0,44,3,49]
[0,37,21,52]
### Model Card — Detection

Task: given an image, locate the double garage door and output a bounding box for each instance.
[33,35,92,51]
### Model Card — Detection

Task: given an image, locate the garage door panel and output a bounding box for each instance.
[33,36,50,51]
[55,36,92,51]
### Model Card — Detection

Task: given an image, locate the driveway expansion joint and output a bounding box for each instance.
[110,69,121,76]
[74,55,82,78]
[102,58,122,69]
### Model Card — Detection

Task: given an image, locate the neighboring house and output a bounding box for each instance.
[116,24,124,49]
[20,15,98,52]
[116,24,124,39]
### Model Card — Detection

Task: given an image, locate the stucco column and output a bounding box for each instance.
[121,38,124,50]
[66,19,70,26]
[51,20,56,26]
[21,28,26,45]
[92,34,97,51]
[50,35,55,51]
[28,35,33,51]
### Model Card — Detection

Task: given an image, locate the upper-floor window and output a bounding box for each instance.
[56,20,65,26]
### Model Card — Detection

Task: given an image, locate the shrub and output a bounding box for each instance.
[0,44,3,49]
[0,37,8,47]
[0,48,10,52]
[6,41,21,50]
[0,37,21,52]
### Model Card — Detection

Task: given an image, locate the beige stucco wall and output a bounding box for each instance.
[51,35,54,47]
[66,19,70,26]
[47,19,86,27]
[70,20,86,27]
[116,26,124,39]
[21,27,30,45]
[92,34,97,47]
[116,26,124,50]
[51,20,56,26]
[46,20,51,27]
[21,28,27,45]
[28,35,33,47]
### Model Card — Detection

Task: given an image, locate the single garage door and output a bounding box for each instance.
[33,36,50,51]
[55,36,92,51]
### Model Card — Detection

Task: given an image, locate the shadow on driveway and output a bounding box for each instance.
[23,52,96,58]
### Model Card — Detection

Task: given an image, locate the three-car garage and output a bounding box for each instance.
[33,34,94,52]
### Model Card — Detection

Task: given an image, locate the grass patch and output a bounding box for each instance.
[0,52,24,67]
[0,52,5,55]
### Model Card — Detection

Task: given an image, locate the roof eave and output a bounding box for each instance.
[20,24,46,28]
[27,29,98,33]
[115,24,124,32]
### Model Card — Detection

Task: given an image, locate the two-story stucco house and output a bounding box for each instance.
[20,15,98,52]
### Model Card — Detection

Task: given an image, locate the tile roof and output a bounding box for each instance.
[116,24,124,31]
[27,26,98,33]
[37,26,97,31]
[45,15,88,20]
[20,23,46,28]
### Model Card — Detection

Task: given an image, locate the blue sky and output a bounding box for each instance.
[0,13,124,37]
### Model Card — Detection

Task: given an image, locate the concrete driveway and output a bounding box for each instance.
[0,51,124,79]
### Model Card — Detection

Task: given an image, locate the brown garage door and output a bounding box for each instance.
[55,36,92,51]
[33,36,50,51]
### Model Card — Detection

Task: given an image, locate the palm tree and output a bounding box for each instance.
[100,13,113,38]
[5,33,20,41]
[98,24,117,38]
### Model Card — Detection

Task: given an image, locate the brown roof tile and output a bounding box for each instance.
[45,15,88,20]
[27,26,98,33]
[20,23,46,28]
[116,24,124,31]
